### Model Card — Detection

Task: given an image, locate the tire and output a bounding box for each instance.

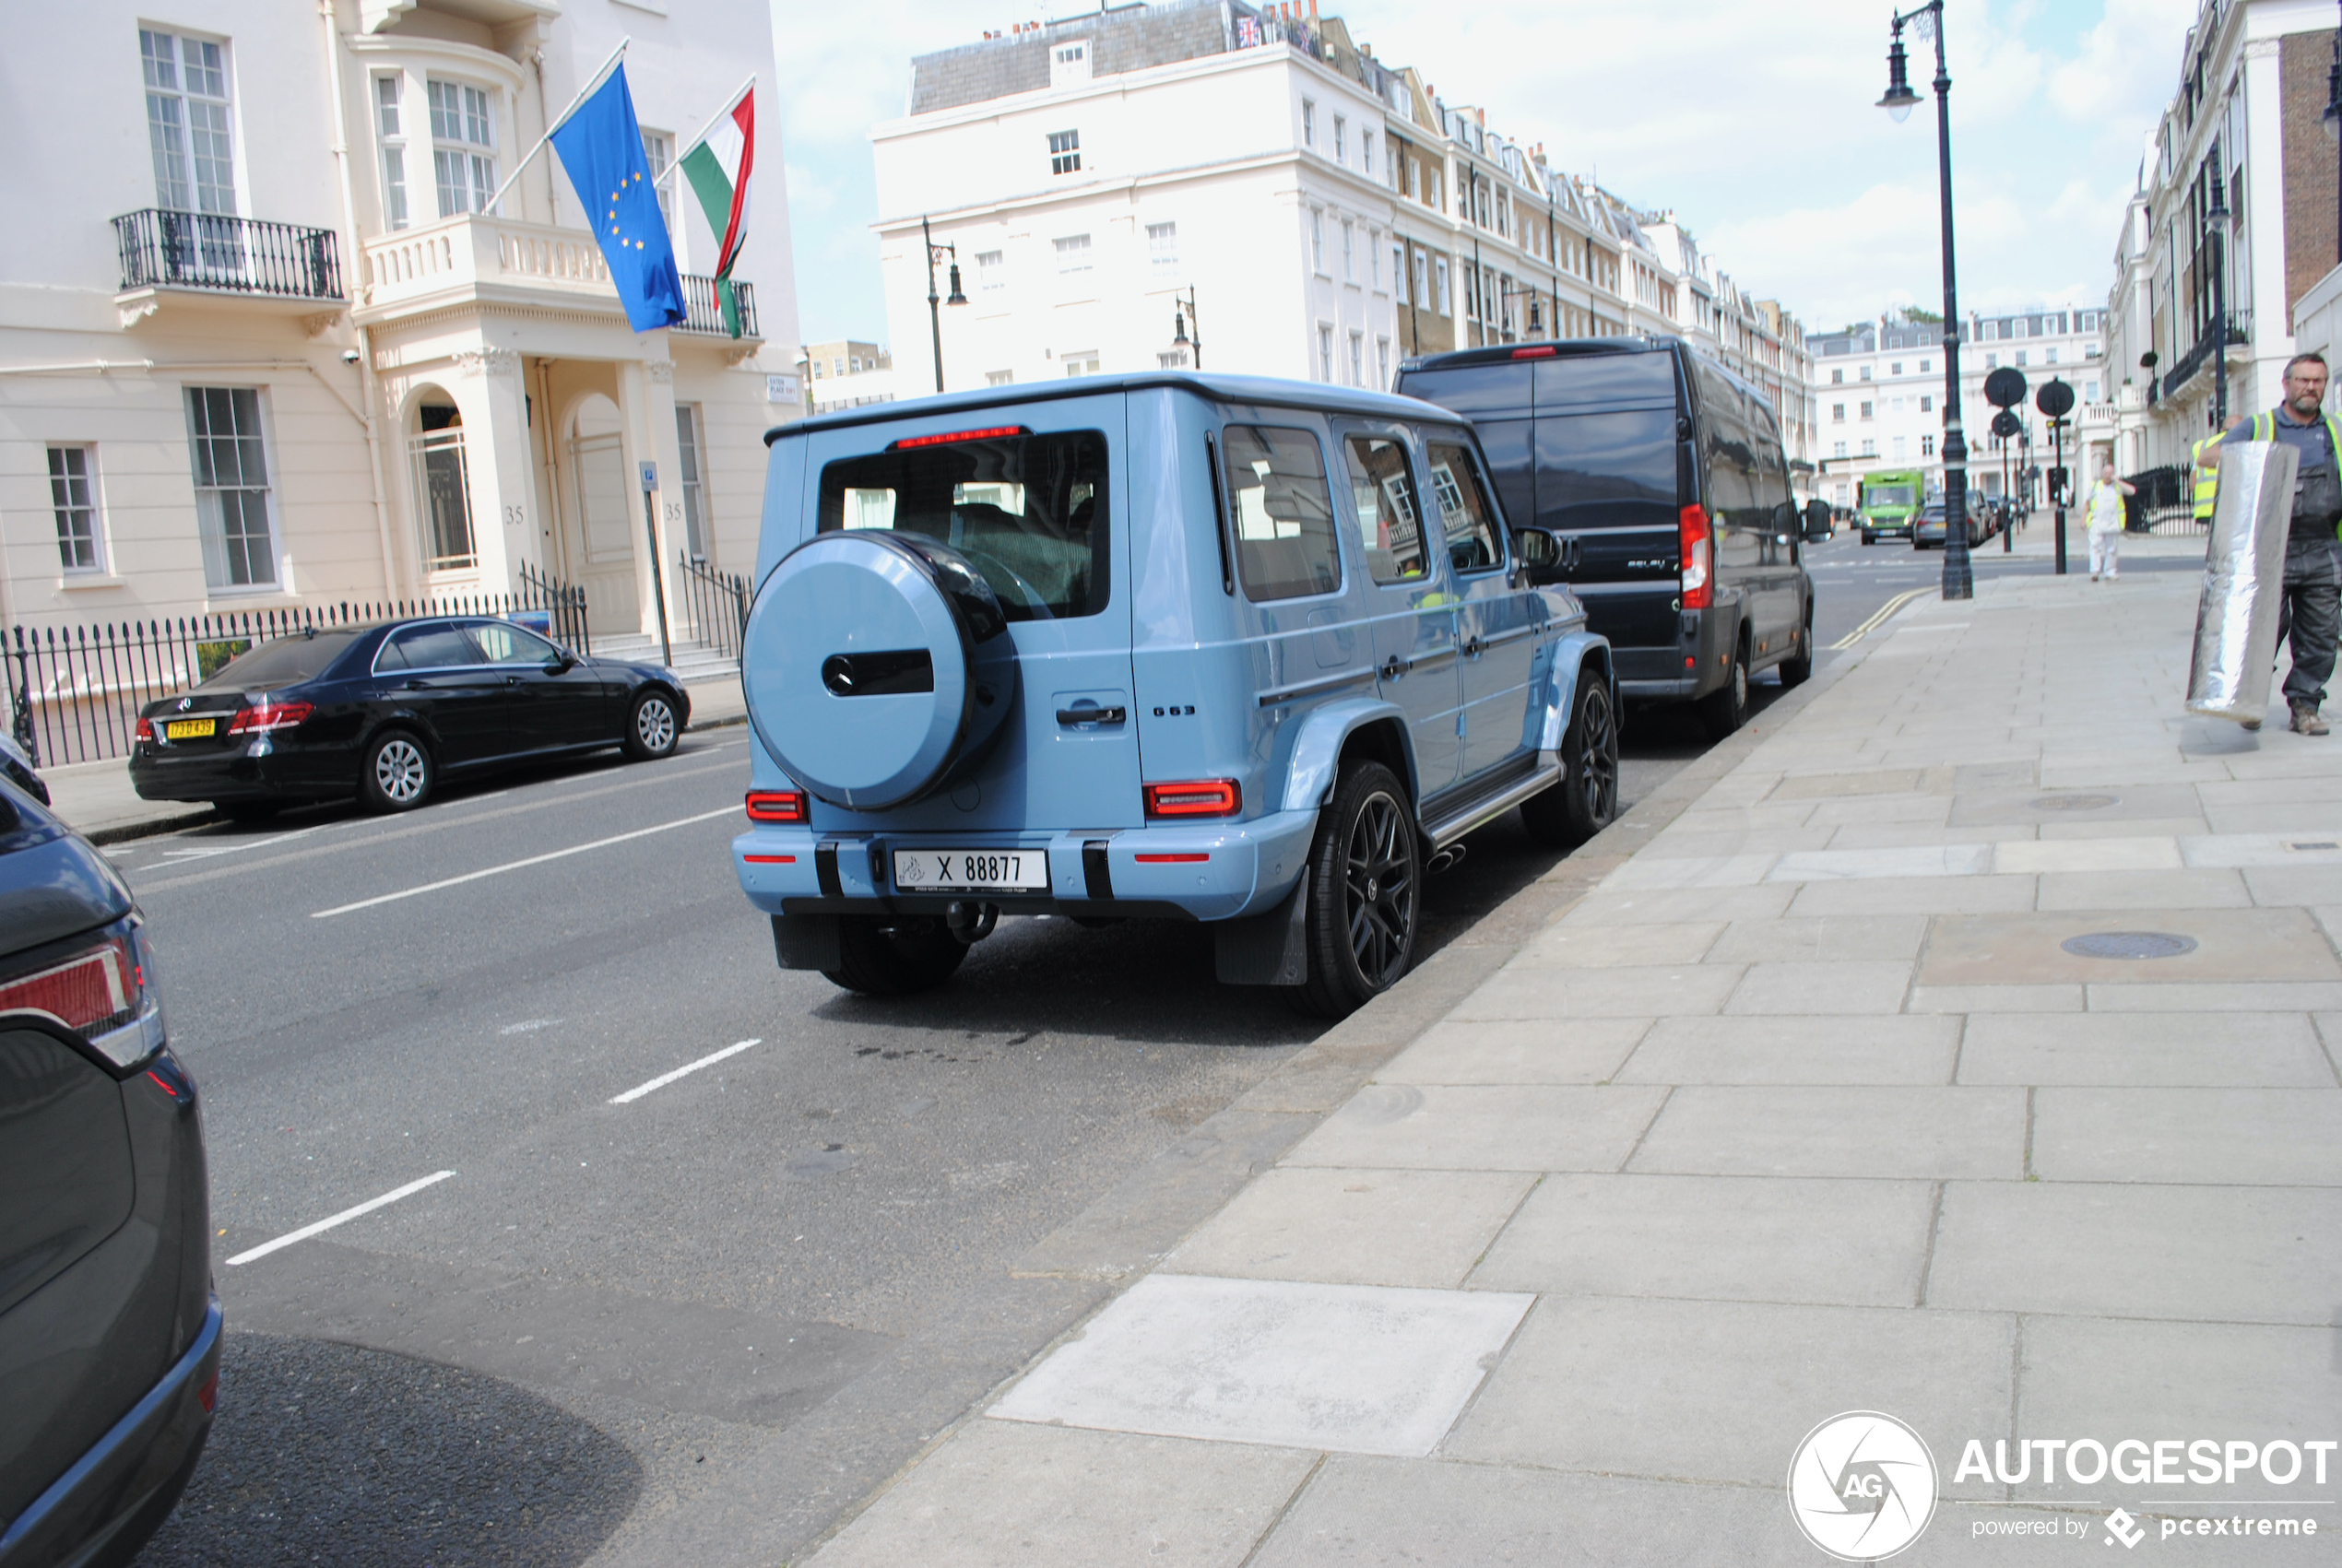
[219,800,280,824]
[359,728,432,813]
[1697,633,1750,741]
[1777,605,1815,689]
[1288,760,1421,1019]
[823,914,967,996]
[1521,668,1619,848]
[1861,531,1875,547]
[623,688,681,760]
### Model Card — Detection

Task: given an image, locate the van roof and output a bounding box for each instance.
[764,371,1463,445]
[1400,335,1776,418]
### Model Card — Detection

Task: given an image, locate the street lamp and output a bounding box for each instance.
[2324,6,2339,262]
[1170,287,1202,370]
[921,214,967,395]
[2206,141,2230,429]
[1878,0,1972,600]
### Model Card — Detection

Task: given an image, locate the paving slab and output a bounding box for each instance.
[2084,979,2342,1010]
[1906,983,2088,1013]
[1375,1018,1650,1085]
[1925,1182,2342,1325]
[1990,836,2182,874]
[1956,1012,2335,1087]
[1283,1083,1669,1172]
[1601,853,1780,891]
[1768,768,1929,798]
[1617,1015,1959,1085]
[1451,963,1745,1020]
[1787,874,2040,916]
[1703,914,1929,962]
[1163,1167,1535,1289]
[1639,826,1840,860]
[1770,846,1984,884]
[1722,959,1914,1014]
[1555,885,1799,926]
[1469,1173,1934,1307]
[1913,908,2341,986]
[2033,867,2253,910]
[2243,863,2342,905]
[1509,920,1723,968]
[1627,1087,2027,1180]
[988,1273,1533,1457]
[1946,784,2204,827]
[2029,1088,2342,1185]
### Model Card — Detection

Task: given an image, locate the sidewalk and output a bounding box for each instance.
[36,672,746,845]
[796,541,2340,1565]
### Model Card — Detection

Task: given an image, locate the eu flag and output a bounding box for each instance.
[550,65,686,333]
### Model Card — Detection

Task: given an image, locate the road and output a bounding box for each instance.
[123,546,2025,1566]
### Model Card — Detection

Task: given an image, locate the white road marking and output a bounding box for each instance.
[309,805,738,918]
[158,821,342,862]
[225,1170,455,1266]
[609,1037,763,1103]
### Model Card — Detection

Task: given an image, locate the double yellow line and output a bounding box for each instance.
[1828,587,1933,651]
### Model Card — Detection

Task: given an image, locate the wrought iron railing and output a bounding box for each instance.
[2157,312,2247,399]
[112,208,343,301]
[679,274,759,337]
[6,572,589,770]
[673,553,750,665]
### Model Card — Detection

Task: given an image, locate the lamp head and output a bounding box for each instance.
[945,262,967,306]
[1877,33,1920,122]
[1172,307,1190,348]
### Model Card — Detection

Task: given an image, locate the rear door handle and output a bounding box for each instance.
[1057,706,1126,726]
[1379,655,1402,680]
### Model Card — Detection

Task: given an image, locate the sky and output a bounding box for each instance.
[766,0,2203,348]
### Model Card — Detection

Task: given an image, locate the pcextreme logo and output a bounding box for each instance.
[1787,1411,1939,1562]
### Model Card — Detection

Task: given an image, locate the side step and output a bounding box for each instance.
[1419,751,1563,850]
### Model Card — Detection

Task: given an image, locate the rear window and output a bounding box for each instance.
[375,623,483,671]
[1532,409,1677,529]
[1396,362,1532,418]
[198,630,360,689]
[1222,425,1342,602]
[1532,351,1676,411]
[818,430,1107,620]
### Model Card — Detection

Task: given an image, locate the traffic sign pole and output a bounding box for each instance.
[1984,369,2029,563]
[2037,378,2076,576]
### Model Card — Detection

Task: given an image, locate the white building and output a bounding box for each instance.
[1,0,798,643]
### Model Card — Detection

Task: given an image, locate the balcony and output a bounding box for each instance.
[357,212,760,342]
[2157,312,2248,399]
[112,209,343,315]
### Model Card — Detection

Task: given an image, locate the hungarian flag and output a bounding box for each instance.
[680,84,754,338]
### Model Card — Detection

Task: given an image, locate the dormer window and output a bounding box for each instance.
[1050,41,1090,88]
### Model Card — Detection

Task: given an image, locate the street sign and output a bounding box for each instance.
[1984,367,2028,409]
[1990,409,2021,440]
[2036,378,2075,419]
[639,461,658,493]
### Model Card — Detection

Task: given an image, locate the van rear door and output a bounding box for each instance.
[1529,353,1682,673]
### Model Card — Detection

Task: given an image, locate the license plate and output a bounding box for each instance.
[893,848,1047,892]
[163,718,216,740]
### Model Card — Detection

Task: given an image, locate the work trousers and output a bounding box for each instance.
[2277,534,2342,709]
[2088,527,2120,578]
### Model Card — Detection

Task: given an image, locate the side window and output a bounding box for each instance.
[1425,441,1504,574]
[1223,425,1342,601]
[468,620,558,665]
[380,622,481,670]
[1343,435,1426,585]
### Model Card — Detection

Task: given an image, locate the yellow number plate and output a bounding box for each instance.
[163,718,216,739]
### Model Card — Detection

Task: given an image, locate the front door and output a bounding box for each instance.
[1338,426,1460,800]
[466,619,607,749]
[1427,438,1537,781]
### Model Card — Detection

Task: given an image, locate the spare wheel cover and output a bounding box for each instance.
[744,531,1009,809]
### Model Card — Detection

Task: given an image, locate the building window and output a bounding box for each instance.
[1147,221,1177,273]
[2046,347,2059,364]
[1831,404,1845,422]
[987,370,1014,386]
[48,446,102,573]
[1921,434,1935,456]
[1984,352,1997,369]
[1062,350,1099,377]
[1363,132,1374,175]
[642,128,674,234]
[976,249,1003,290]
[1318,324,1333,381]
[1347,331,1364,386]
[1920,395,1933,412]
[2086,379,2100,400]
[1892,435,1907,459]
[1861,439,1876,457]
[1368,227,1381,289]
[1050,41,1090,88]
[1920,359,1931,372]
[141,29,236,216]
[1054,233,1092,272]
[1411,247,1428,307]
[1435,255,1450,315]
[1833,441,1848,458]
[411,402,477,572]
[1392,242,1408,303]
[1047,128,1081,175]
[1831,368,1843,383]
[1377,336,1390,389]
[427,79,498,216]
[1159,350,1189,369]
[1858,366,1871,380]
[2016,350,2028,367]
[1302,99,1315,147]
[185,387,277,589]
[1890,361,1901,376]
[1859,401,1873,419]
[1342,218,1354,282]
[1310,209,1325,274]
[674,403,707,560]
[374,75,409,230]
[1334,114,1346,162]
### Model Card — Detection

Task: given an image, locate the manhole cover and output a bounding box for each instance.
[2033,794,2119,812]
[2062,931,2198,961]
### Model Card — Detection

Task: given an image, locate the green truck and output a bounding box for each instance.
[1857,470,1924,545]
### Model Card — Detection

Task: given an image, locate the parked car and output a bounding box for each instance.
[731,372,1617,1016]
[0,773,217,1567]
[0,732,46,806]
[1396,339,1827,740]
[129,616,689,819]
[1912,501,1986,550]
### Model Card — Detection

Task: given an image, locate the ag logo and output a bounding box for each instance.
[2104,1508,2145,1549]
[1787,1411,1937,1561]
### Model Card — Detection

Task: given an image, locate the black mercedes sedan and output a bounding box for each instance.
[129,616,690,818]
[0,774,216,1566]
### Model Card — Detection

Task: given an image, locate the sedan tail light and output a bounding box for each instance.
[0,916,164,1070]
[745,789,808,823]
[1143,779,1241,818]
[227,701,313,736]
[135,716,155,743]
[1679,503,1713,609]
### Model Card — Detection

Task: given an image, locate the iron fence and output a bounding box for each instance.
[673,553,750,664]
[6,572,589,770]
[679,274,760,337]
[2122,465,2205,536]
[112,208,342,301]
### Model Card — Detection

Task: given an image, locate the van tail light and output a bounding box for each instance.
[1144,779,1241,818]
[1510,345,1557,359]
[227,701,312,736]
[136,716,155,743]
[746,789,808,823]
[1679,503,1713,610]
[0,916,163,1070]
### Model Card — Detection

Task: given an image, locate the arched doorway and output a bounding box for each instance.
[408,387,477,574]
[565,394,638,631]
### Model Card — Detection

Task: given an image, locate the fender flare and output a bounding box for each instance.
[1534,632,1615,752]
[1280,695,1417,811]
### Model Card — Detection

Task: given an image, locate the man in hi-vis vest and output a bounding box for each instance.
[2202,353,2342,734]
[2191,418,2240,525]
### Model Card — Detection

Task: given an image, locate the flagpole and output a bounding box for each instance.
[485,35,631,216]
[656,74,756,187]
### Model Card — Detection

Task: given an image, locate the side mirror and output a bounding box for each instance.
[546,651,577,675]
[1512,525,1567,584]
[1802,499,1834,542]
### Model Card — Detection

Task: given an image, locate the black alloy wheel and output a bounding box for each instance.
[359,728,432,813]
[824,914,969,996]
[623,690,680,760]
[1778,605,1815,689]
[1698,635,1750,741]
[1291,760,1420,1018]
[1523,672,1619,848]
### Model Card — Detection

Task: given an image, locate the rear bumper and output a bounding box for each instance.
[1615,604,1736,702]
[0,1299,220,1568]
[734,810,1320,925]
[129,745,340,804]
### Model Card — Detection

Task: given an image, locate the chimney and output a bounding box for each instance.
[1309,0,1319,16]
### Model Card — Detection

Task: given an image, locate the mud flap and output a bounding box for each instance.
[772,913,843,972]
[1213,880,1309,986]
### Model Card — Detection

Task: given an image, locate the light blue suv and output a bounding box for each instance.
[732,372,1616,1016]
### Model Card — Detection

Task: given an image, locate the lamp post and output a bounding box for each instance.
[1878,0,1972,600]
[920,214,967,395]
[2322,6,2340,264]
[2206,141,2231,430]
[1170,287,1202,369]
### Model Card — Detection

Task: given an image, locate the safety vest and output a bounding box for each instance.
[2243,410,2342,537]
[2190,436,2218,518]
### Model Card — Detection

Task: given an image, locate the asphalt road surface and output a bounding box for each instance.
[122,550,1963,1567]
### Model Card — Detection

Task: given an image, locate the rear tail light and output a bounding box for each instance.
[1134,853,1211,864]
[197,1372,219,1413]
[1510,345,1557,359]
[1679,503,1713,610]
[135,716,155,743]
[1143,779,1241,819]
[746,789,808,823]
[227,701,313,736]
[887,424,1031,451]
[0,916,164,1069]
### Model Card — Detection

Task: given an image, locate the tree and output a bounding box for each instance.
[1901,306,1944,324]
